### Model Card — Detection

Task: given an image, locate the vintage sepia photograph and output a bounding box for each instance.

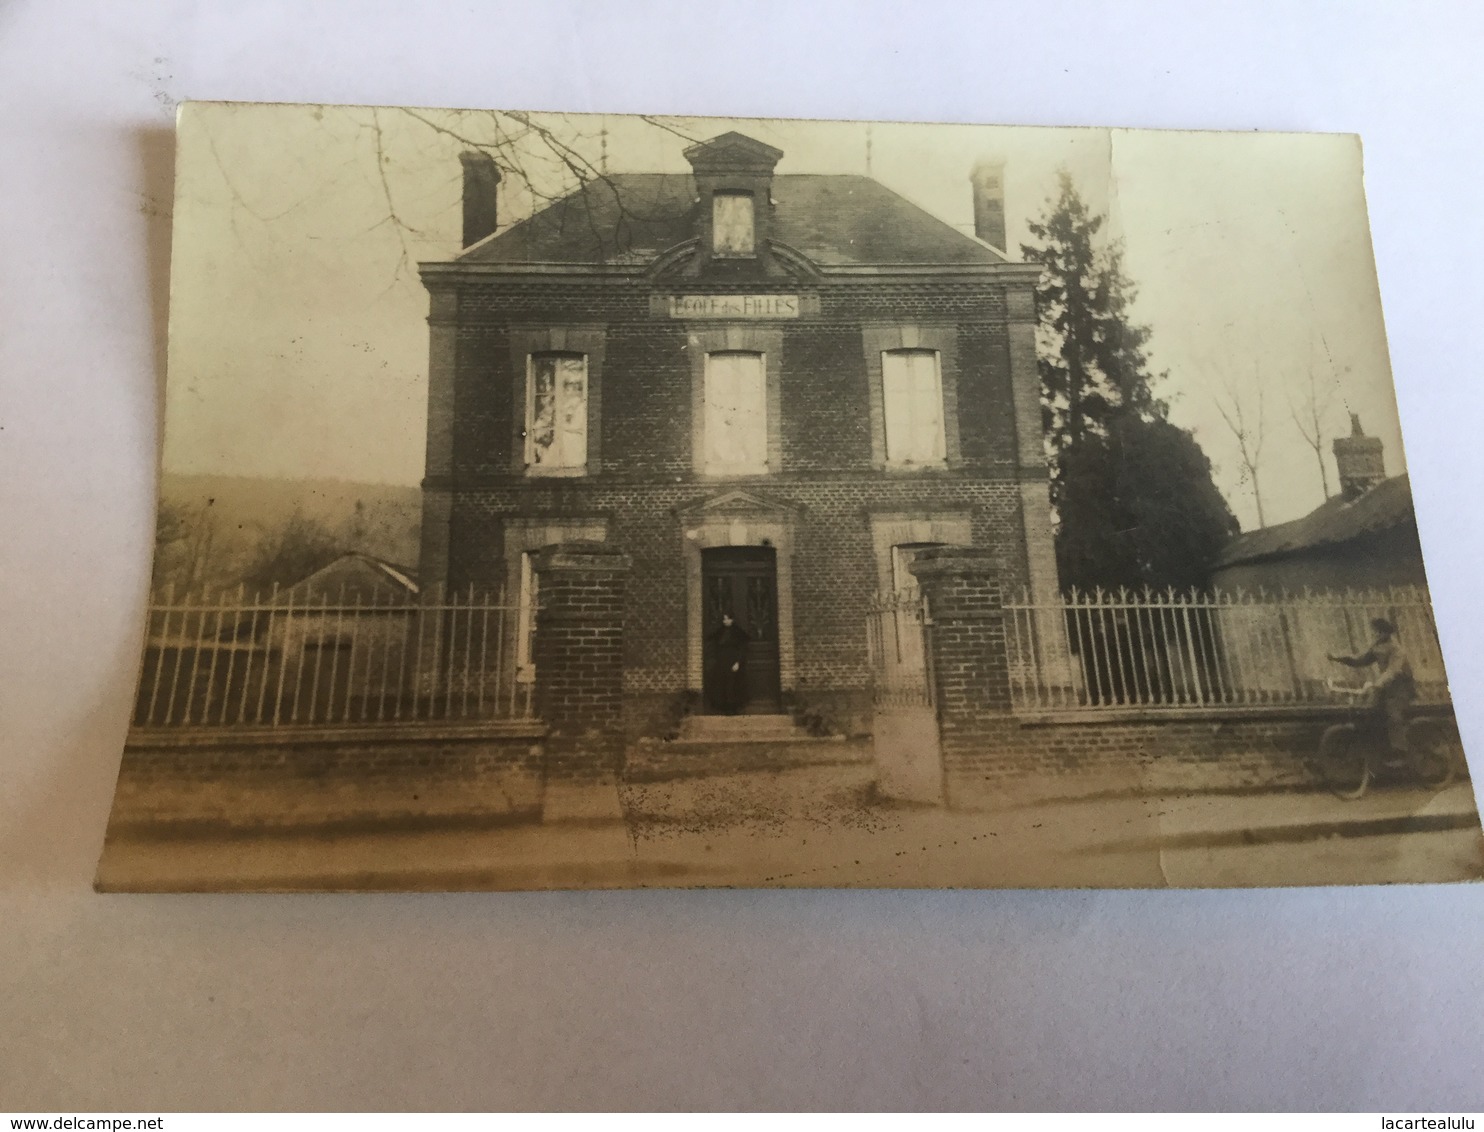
[95,102,1482,891]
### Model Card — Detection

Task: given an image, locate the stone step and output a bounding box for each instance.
[678,713,806,741]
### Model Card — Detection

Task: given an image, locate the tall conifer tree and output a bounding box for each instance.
[1022,173,1238,592]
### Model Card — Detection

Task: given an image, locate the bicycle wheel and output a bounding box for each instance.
[1316,724,1369,799]
[1406,719,1457,790]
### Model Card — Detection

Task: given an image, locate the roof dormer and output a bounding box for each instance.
[683,132,784,268]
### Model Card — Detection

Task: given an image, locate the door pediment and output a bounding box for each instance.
[675,488,802,524]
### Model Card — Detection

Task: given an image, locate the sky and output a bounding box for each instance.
[163,103,1405,530]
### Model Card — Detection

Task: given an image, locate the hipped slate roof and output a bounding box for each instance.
[459,174,1005,267]
[1213,474,1416,569]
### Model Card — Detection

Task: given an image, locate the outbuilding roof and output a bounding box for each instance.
[1212,474,1416,570]
[272,553,420,606]
[457,173,1006,268]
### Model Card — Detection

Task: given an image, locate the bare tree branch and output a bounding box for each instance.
[636,115,707,145]
[390,108,699,264]
[369,107,422,285]
[1212,366,1268,528]
[1287,360,1338,499]
[199,108,729,288]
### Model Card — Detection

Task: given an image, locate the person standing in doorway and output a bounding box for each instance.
[708,612,751,714]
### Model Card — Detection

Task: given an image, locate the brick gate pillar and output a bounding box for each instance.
[909,545,1014,807]
[531,542,631,820]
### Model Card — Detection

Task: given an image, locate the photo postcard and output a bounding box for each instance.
[95,102,1483,891]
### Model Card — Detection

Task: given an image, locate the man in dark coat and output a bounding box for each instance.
[707,612,751,714]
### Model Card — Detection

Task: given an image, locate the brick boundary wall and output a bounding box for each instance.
[531,541,632,780]
[907,545,1467,808]
[952,716,1333,806]
[954,709,1468,807]
[108,724,546,832]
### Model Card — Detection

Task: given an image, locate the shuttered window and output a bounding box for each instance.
[704,351,768,473]
[712,192,756,257]
[881,349,946,466]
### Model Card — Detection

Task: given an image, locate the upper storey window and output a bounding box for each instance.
[882,349,947,467]
[525,352,588,474]
[712,192,756,258]
[704,351,768,475]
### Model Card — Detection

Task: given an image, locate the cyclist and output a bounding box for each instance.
[1328,618,1416,760]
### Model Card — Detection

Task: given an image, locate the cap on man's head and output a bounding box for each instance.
[1371,617,1397,636]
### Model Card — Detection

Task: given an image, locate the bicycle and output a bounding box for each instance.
[1313,681,1458,800]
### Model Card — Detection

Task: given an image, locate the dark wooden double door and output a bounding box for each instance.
[701,546,782,714]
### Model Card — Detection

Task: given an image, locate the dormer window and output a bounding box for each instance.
[712,192,756,257]
[683,133,782,268]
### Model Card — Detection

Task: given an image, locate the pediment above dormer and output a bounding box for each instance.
[647,238,823,284]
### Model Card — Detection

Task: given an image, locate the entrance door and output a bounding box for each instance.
[701,546,783,713]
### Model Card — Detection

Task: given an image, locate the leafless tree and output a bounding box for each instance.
[1212,369,1269,528]
[206,107,709,285]
[1287,362,1341,500]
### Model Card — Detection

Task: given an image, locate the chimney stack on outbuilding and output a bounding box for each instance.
[1333,413,1387,500]
[459,150,501,248]
[970,158,1008,252]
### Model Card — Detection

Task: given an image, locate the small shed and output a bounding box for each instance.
[1210,473,1425,595]
[261,552,420,653]
[1211,416,1426,594]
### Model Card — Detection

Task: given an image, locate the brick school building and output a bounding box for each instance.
[416,130,1061,738]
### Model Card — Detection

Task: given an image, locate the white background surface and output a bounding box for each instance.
[2,0,1482,1112]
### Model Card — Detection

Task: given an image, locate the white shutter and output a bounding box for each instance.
[516,551,537,681]
[704,354,734,467]
[705,352,767,472]
[882,349,945,465]
[737,355,765,467]
[909,351,945,463]
[712,193,756,257]
[882,352,912,463]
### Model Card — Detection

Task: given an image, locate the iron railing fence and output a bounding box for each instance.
[865,588,934,710]
[132,584,536,729]
[1006,585,1448,714]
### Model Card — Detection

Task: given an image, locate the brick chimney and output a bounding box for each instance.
[970,158,1007,252]
[1333,413,1386,499]
[459,150,501,248]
